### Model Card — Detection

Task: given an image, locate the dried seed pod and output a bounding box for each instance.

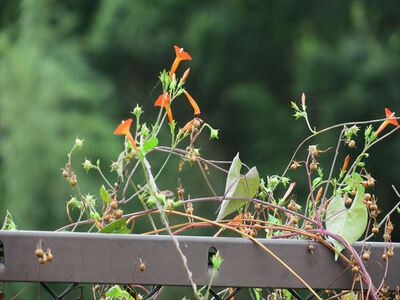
[188,153,197,163]
[46,249,53,262]
[386,221,394,234]
[367,178,375,188]
[35,248,44,258]
[40,254,48,264]
[348,140,356,148]
[369,204,378,211]
[309,145,319,157]
[372,224,379,235]
[362,251,370,261]
[363,193,372,202]
[250,229,258,238]
[69,175,77,186]
[387,248,394,258]
[345,197,353,207]
[193,118,202,128]
[309,160,318,172]
[290,160,302,170]
[351,265,360,273]
[381,286,388,296]
[304,223,313,231]
[139,262,145,272]
[110,200,118,210]
[115,209,124,219]
[370,209,378,219]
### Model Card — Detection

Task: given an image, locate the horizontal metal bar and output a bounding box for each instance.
[0,231,398,290]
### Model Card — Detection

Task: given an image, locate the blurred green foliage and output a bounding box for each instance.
[1,0,398,231]
[0,0,399,298]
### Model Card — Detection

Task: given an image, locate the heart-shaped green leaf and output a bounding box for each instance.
[217,153,260,220]
[326,185,367,259]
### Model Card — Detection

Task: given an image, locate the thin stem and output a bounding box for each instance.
[281,117,397,180]
[305,153,322,228]
[121,160,141,201]
[320,128,345,208]
[95,166,113,189]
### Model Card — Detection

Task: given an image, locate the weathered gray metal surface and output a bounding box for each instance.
[0,230,398,290]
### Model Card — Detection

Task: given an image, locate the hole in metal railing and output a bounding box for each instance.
[207,246,217,268]
[0,240,4,270]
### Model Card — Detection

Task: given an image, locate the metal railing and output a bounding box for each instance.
[0,230,399,299]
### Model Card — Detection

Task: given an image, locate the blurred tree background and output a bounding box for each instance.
[0,0,399,297]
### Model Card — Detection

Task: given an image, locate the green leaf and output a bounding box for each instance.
[217,153,260,220]
[100,185,110,204]
[100,218,130,234]
[342,292,358,300]
[1,210,17,230]
[142,136,158,152]
[293,111,305,119]
[326,185,367,260]
[291,101,300,111]
[283,289,293,300]
[106,285,134,299]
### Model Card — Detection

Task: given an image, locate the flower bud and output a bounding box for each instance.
[75,138,84,149]
[133,105,143,117]
[301,92,306,110]
[82,159,95,171]
[68,197,78,207]
[180,68,190,84]
[209,127,219,140]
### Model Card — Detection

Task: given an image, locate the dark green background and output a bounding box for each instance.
[0,0,399,299]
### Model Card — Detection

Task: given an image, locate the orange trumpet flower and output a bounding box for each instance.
[154,92,173,123]
[374,108,399,137]
[170,45,192,76]
[183,90,201,116]
[113,118,138,151]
